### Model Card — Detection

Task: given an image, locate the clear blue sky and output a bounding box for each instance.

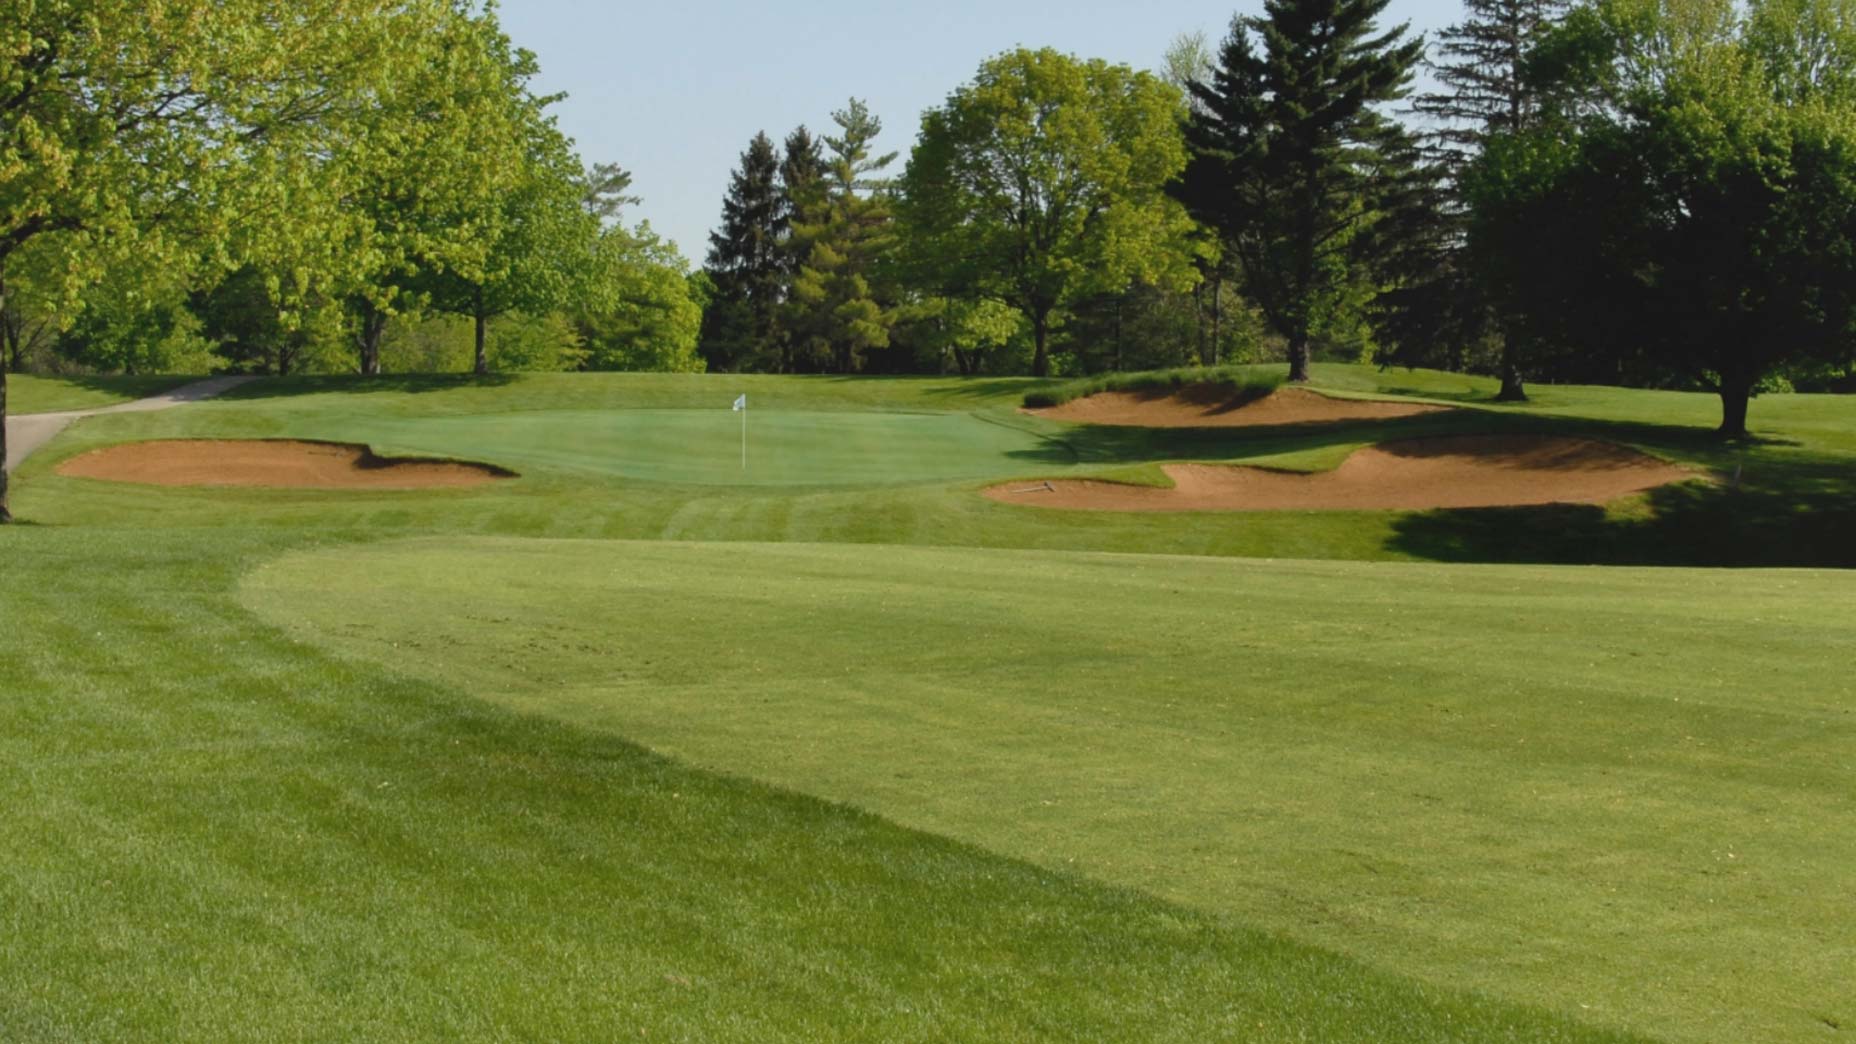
[499,0,1460,263]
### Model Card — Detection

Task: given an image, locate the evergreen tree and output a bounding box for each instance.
[785,100,898,373]
[778,126,826,256]
[699,132,783,370]
[767,126,827,371]
[1411,0,1569,174]
[1407,0,1569,399]
[1178,0,1423,383]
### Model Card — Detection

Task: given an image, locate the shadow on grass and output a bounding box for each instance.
[995,409,1555,468]
[988,404,1856,568]
[1001,403,1810,468]
[214,373,519,400]
[1387,462,1856,568]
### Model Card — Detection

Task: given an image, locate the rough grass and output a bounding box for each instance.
[1021,364,1286,408]
[7,373,200,414]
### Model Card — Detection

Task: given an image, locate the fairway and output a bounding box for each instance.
[5,365,1854,1042]
[244,537,1856,1044]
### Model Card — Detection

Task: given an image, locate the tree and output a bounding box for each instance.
[190,265,338,376]
[578,224,706,373]
[1412,0,1571,173]
[312,2,549,377]
[413,9,600,376]
[1467,0,1856,436]
[1407,0,1570,399]
[898,48,1200,377]
[1177,0,1423,383]
[0,0,440,522]
[891,296,1024,374]
[0,245,60,373]
[700,133,784,371]
[785,99,898,373]
[53,253,211,374]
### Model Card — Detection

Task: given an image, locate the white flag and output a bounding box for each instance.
[732,394,746,411]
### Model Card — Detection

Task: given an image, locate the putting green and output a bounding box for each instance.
[245,536,1856,1044]
[358,408,1071,487]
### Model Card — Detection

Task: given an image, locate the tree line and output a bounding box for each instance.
[5,0,1856,517]
[697,0,1856,438]
[0,2,705,380]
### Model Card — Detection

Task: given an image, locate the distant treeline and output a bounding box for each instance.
[694,0,1856,435]
[4,0,1856,439]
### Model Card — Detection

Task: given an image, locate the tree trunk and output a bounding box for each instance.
[1496,340,1528,401]
[1718,377,1753,439]
[1113,296,1124,372]
[1031,310,1051,378]
[355,304,387,376]
[473,295,489,377]
[1210,270,1224,366]
[0,361,11,524]
[0,271,11,523]
[1286,331,1311,383]
[1192,281,1207,366]
[0,263,19,373]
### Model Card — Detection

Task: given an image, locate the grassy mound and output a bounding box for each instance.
[1021,364,1285,408]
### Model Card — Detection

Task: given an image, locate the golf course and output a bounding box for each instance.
[3,364,1851,1041]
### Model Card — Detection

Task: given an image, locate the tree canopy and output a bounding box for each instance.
[1467,0,1856,435]
[897,48,1200,377]
[1177,0,1424,383]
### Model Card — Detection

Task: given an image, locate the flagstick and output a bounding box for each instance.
[740,401,747,471]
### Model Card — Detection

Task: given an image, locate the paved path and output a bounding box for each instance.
[5,376,260,472]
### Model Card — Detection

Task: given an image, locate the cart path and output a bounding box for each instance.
[5,376,260,472]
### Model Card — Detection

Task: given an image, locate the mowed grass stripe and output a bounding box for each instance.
[0,529,1628,1042]
[243,537,1856,1044]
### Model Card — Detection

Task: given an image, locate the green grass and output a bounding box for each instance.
[19,366,1854,567]
[243,538,1856,1044]
[0,527,1631,1042]
[1022,363,1285,407]
[3,362,1853,1040]
[7,373,200,414]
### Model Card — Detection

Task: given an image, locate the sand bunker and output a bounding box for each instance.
[1028,385,1450,428]
[57,440,512,490]
[984,434,1697,512]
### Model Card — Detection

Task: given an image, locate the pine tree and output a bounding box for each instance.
[785,100,897,373]
[1178,0,1423,383]
[700,132,783,370]
[769,127,826,371]
[1411,0,1568,174]
[778,126,826,254]
[1409,0,1568,399]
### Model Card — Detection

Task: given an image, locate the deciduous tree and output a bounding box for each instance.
[0,0,441,521]
[1468,0,1856,437]
[899,48,1199,376]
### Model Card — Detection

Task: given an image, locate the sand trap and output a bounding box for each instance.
[57,439,513,490]
[984,435,1697,512]
[1027,385,1450,428]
